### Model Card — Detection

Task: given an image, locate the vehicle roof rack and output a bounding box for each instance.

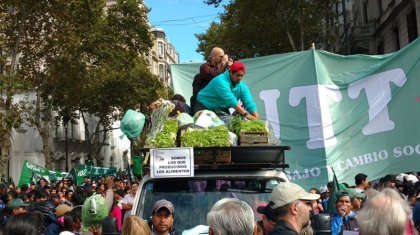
[137,145,291,171]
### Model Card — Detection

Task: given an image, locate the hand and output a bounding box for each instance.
[106,176,113,190]
[221,54,229,65]
[89,224,101,235]
[338,205,347,216]
[244,114,257,120]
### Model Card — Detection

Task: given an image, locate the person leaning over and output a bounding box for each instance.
[190,47,232,111]
[265,182,320,235]
[207,198,254,235]
[195,61,259,120]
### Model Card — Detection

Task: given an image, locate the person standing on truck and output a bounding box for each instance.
[149,199,177,235]
[190,47,232,113]
[194,61,259,120]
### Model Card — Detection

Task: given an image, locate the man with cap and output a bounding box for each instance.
[0,198,29,227]
[195,61,259,120]
[150,199,176,235]
[265,182,320,235]
[8,198,29,216]
[331,191,359,235]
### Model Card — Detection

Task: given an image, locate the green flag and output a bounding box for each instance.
[132,155,143,175]
[327,168,340,215]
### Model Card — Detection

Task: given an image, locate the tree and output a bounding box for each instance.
[197,0,339,59]
[1,0,163,169]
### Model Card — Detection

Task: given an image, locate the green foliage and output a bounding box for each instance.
[198,0,340,59]
[155,119,178,148]
[227,114,242,136]
[181,126,229,147]
[240,119,266,132]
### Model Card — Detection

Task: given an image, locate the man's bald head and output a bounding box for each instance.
[210,47,225,64]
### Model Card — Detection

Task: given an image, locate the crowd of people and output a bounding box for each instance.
[0,171,418,235]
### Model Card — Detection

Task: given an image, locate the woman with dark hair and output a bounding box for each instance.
[4,212,44,235]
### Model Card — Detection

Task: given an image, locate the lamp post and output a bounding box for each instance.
[62,115,70,172]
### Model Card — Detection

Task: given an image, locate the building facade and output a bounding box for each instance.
[147,28,179,86]
[339,0,420,54]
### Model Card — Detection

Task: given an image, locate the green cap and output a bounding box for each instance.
[8,198,30,209]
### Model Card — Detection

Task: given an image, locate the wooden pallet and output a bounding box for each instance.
[239,131,269,145]
[194,150,231,164]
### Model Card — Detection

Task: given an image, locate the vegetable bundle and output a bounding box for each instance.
[181,126,229,147]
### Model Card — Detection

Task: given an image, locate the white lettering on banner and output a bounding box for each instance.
[77,169,88,177]
[26,161,42,172]
[336,150,388,171]
[286,167,321,181]
[393,144,420,158]
[348,69,406,135]
[259,68,407,150]
[260,89,281,138]
[289,85,342,149]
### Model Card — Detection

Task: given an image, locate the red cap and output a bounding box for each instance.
[230,61,246,73]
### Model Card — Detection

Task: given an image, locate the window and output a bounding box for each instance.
[407,10,418,43]
[158,42,163,58]
[363,1,368,24]
[393,26,400,50]
[159,64,164,82]
[377,40,384,54]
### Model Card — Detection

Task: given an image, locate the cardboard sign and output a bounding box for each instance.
[150,147,194,178]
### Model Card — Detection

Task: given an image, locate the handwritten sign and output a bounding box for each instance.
[150,147,194,178]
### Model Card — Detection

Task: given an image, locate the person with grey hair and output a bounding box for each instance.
[207,198,254,235]
[357,188,410,235]
[265,182,320,235]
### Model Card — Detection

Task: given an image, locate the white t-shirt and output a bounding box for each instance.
[121,193,134,220]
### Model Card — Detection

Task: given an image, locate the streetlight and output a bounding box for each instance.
[62,115,70,172]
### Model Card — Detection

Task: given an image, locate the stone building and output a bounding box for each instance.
[339,0,420,54]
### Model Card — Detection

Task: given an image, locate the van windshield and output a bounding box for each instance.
[136,177,283,233]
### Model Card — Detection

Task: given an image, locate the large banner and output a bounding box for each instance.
[72,165,117,185]
[18,160,69,186]
[170,38,420,189]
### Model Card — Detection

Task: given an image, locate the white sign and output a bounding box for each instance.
[150,147,194,178]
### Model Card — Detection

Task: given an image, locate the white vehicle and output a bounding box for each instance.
[132,146,290,234]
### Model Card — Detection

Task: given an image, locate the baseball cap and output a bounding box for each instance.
[152,199,174,215]
[319,185,328,194]
[229,61,246,73]
[271,182,320,208]
[256,202,277,221]
[56,204,72,217]
[7,198,30,209]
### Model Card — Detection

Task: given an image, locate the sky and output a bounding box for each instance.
[145,0,224,64]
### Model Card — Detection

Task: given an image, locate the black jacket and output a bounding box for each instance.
[267,220,299,235]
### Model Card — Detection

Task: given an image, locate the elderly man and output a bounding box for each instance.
[207,198,254,235]
[195,61,259,120]
[191,47,232,111]
[264,182,319,235]
[150,199,176,235]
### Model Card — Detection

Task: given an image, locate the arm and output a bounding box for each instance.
[105,176,114,211]
[200,62,226,81]
[121,195,133,210]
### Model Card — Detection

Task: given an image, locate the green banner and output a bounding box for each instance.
[170,38,420,189]
[73,165,117,185]
[18,160,69,186]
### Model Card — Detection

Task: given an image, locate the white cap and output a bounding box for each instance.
[319,185,328,194]
[271,182,320,208]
